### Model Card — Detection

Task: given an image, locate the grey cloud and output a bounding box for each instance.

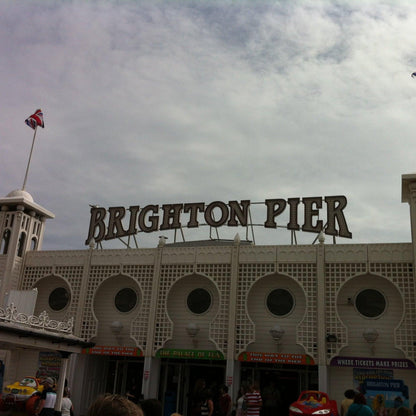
[1,0,416,250]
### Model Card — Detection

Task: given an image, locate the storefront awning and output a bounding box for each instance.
[0,321,94,354]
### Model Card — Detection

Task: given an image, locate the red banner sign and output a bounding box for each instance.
[238,351,315,365]
[82,345,143,357]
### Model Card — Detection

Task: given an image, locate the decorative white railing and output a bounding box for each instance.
[0,303,74,334]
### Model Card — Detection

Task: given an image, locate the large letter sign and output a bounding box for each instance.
[85,196,352,245]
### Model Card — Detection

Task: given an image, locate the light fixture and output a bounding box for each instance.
[326,334,338,343]
[110,321,124,345]
[269,324,285,345]
[363,328,379,343]
[186,322,200,337]
[110,321,123,335]
[158,236,167,248]
[186,323,200,348]
[363,328,379,355]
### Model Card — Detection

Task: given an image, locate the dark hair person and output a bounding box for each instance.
[346,394,373,416]
[87,394,143,416]
[139,399,163,416]
[341,390,356,416]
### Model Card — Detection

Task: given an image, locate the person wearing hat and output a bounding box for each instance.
[35,377,57,416]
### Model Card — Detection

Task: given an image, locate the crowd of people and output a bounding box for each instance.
[83,388,416,416]
[188,381,415,416]
[84,382,416,416]
[341,389,414,416]
[23,377,416,416]
[24,377,73,416]
[190,380,262,416]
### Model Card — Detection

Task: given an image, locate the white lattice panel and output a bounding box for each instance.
[55,266,84,321]
[279,263,317,359]
[196,264,231,353]
[371,263,415,359]
[236,263,275,355]
[154,264,194,353]
[325,263,367,359]
[81,265,121,341]
[21,266,54,288]
[122,264,154,350]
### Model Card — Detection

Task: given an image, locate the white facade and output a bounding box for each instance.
[1,175,416,416]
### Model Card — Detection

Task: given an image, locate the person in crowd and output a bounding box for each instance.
[64,379,71,398]
[87,394,143,416]
[126,382,141,404]
[346,393,373,416]
[243,382,262,416]
[261,381,280,416]
[341,390,356,416]
[235,386,246,416]
[373,394,388,416]
[218,385,232,416]
[61,387,74,416]
[35,377,56,416]
[396,407,413,416]
[394,398,405,410]
[200,389,214,416]
[191,379,206,416]
[140,398,163,416]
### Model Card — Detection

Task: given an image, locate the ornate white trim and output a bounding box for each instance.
[0,303,73,334]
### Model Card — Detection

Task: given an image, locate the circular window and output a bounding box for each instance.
[187,288,211,314]
[49,287,70,311]
[115,288,138,313]
[355,289,386,318]
[267,288,294,316]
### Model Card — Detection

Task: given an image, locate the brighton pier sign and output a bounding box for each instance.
[85,196,352,245]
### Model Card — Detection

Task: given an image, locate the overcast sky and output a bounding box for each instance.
[1,0,416,251]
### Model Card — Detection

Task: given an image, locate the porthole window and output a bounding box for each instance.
[187,288,211,314]
[49,287,70,311]
[115,288,138,313]
[355,289,386,318]
[267,288,294,316]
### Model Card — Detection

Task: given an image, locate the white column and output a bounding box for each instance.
[316,235,327,392]
[75,244,95,336]
[141,243,163,399]
[225,235,240,401]
[402,175,416,273]
[142,356,161,399]
[231,361,241,401]
[318,365,328,393]
[54,352,70,413]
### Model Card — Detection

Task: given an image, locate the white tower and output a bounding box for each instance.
[0,189,54,306]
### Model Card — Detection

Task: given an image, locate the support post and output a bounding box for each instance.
[54,351,71,415]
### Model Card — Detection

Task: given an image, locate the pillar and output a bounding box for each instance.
[316,233,328,392]
[54,351,71,414]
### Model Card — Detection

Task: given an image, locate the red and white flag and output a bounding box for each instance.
[25,109,45,130]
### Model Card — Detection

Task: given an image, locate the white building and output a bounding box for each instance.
[1,175,416,415]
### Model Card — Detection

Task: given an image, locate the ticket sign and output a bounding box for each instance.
[330,356,416,369]
[238,352,315,365]
[82,346,143,357]
[156,348,224,360]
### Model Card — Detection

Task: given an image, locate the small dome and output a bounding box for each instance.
[6,189,34,203]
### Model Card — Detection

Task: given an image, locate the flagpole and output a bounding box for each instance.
[22,125,38,191]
